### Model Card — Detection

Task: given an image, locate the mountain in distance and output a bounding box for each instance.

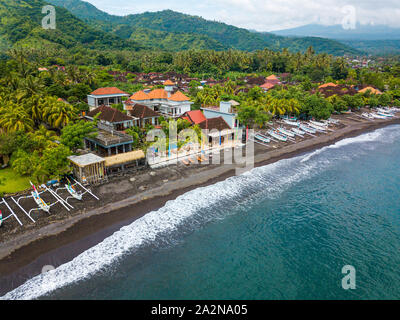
[272,23,400,41]
[47,0,360,55]
[0,0,141,51]
[272,23,400,54]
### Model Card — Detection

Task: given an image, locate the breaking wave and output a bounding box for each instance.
[2,125,399,300]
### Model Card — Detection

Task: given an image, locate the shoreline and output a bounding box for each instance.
[1,116,399,295]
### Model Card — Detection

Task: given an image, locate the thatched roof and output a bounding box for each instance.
[105,150,145,167]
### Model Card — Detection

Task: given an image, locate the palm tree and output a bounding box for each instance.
[42,97,76,129]
[0,103,34,132]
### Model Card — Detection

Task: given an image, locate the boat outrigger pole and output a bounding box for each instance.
[30,181,51,213]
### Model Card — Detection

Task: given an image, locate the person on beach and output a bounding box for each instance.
[0,210,3,228]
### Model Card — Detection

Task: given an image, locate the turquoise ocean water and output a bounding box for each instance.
[2,125,400,300]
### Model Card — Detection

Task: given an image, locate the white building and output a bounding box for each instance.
[124,80,193,118]
[87,87,130,111]
[201,100,241,129]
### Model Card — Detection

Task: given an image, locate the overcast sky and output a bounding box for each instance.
[84,0,400,31]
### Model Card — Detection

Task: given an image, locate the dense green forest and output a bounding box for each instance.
[47,0,359,55]
[0,0,141,51]
[341,40,400,55]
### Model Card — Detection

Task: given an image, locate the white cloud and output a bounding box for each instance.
[84,0,400,30]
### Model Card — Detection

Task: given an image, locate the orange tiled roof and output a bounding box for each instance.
[318,82,338,89]
[164,80,175,86]
[130,91,149,100]
[148,88,169,100]
[91,87,128,96]
[358,87,382,95]
[266,74,279,81]
[168,91,190,102]
[260,82,275,89]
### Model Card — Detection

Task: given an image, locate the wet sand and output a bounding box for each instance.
[0,115,399,295]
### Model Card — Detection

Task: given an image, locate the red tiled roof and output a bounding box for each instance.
[181,110,206,124]
[168,91,190,101]
[91,87,128,96]
[181,116,190,122]
[86,105,133,123]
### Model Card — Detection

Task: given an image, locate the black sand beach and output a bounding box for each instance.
[1,114,399,295]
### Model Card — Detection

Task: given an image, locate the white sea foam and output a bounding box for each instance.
[2,125,399,300]
[300,126,391,163]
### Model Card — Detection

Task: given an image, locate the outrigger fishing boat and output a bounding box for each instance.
[267,130,288,142]
[310,120,328,127]
[300,124,317,134]
[283,119,299,126]
[291,127,305,136]
[254,134,271,144]
[362,112,374,119]
[377,107,396,115]
[277,127,295,138]
[308,122,327,132]
[377,110,393,118]
[370,113,387,119]
[30,182,50,213]
[66,180,83,201]
[327,117,340,124]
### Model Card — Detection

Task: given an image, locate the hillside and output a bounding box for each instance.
[0,0,141,51]
[272,23,400,41]
[341,40,400,55]
[47,0,360,55]
[272,23,400,55]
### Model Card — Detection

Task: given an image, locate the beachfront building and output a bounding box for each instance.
[125,80,193,118]
[85,105,134,131]
[84,106,134,157]
[201,100,241,129]
[198,117,236,148]
[87,87,130,111]
[124,102,160,128]
[84,128,134,157]
[68,153,106,185]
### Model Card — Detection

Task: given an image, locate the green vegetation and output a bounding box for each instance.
[47,0,359,55]
[0,0,141,51]
[341,40,400,55]
[0,168,31,194]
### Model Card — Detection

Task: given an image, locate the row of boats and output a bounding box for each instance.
[252,118,338,144]
[361,107,399,120]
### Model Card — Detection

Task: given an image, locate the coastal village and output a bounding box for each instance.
[1,0,400,301]
[1,70,399,236]
[1,47,400,273]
